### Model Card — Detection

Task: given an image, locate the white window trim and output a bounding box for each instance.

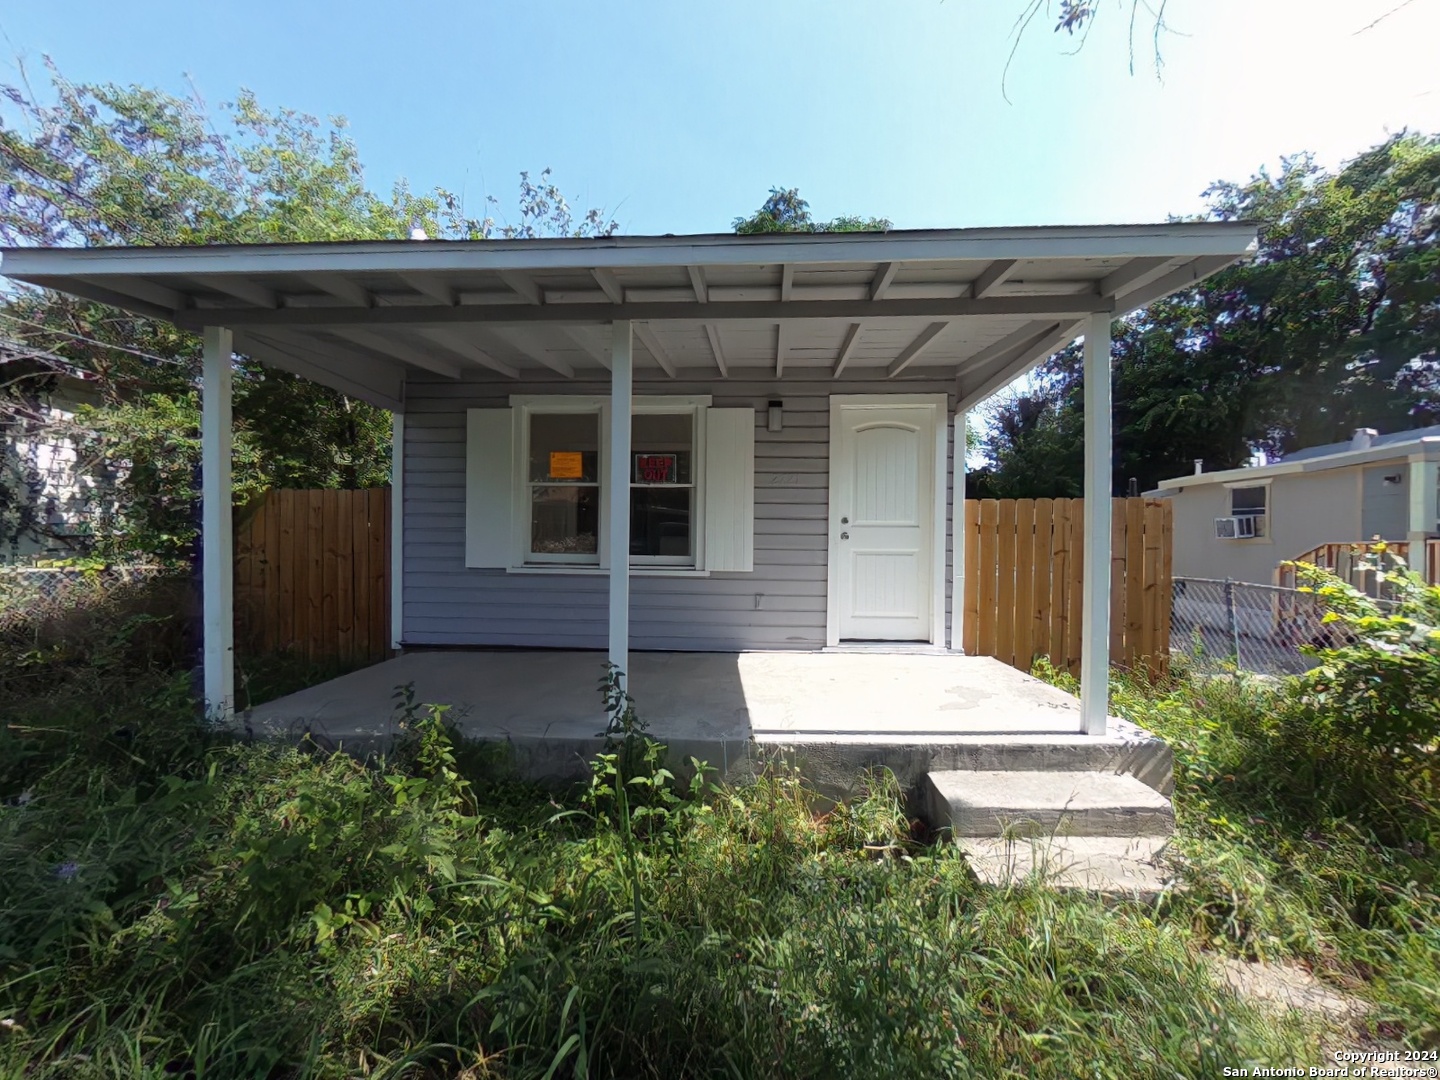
[507,394,712,573]
[1222,478,1272,544]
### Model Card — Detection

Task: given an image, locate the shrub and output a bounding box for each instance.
[1291,548,1440,763]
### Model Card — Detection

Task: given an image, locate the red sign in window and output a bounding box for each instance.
[633,453,677,484]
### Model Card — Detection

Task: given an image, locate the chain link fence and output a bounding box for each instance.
[1170,576,1355,676]
[0,562,176,630]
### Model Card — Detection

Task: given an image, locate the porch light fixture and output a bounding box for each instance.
[767,400,783,433]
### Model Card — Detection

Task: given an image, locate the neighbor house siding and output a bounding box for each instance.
[400,371,955,651]
[1168,467,1368,585]
[1360,464,1410,541]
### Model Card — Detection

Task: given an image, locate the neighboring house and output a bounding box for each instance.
[0,340,106,562]
[0,223,1257,737]
[1154,425,1440,586]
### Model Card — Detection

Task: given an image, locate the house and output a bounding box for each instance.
[3,225,1262,887]
[0,340,107,562]
[1155,425,1440,587]
[0,224,1255,747]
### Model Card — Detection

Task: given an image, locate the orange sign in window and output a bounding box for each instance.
[549,451,584,480]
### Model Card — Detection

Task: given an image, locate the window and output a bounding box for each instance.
[517,396,707,569]
[1229,485,1268,536]
[527,412,601,561]
[465,397,754,574]
[631,412,694,564]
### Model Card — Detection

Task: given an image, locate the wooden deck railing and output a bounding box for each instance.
[1276,539,1440,591]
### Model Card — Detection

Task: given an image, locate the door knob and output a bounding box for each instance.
[841,531,849,540]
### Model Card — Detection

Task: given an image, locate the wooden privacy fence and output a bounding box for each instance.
[962,497,1173,677]
[234,488,391,664]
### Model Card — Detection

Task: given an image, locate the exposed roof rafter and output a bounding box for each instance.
[591,267,625,304]
[971,259,1019,299]
[302,273,371,308]
[886,322,950,378]
[704,324,727,377]
[498,271,543,305]
[206,275,279,309]
[1096,256,1174,299]
[956,320,1085,412]
[490,326,574,377]
[78,275,187,311]
[398,272,457,307]
[869,262,899,301]
[417,328,521,379]
[328,327,460,378]
[557,326,612,371]
[687,265,708,303]
[633,322,677,378]
[832,322,865,379]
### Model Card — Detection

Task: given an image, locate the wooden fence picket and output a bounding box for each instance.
[961,497,1172,677]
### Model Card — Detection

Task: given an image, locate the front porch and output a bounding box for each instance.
[247,649,1173,796]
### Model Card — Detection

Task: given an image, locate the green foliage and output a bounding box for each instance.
[0,60,615,559]
[1292,547,1440,761]
[980,132,1440,497]
[1093,663,1438,1048]
[733,186,891,234]
[6,576,1439,1073]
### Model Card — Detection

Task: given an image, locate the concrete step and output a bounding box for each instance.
[955,835,1177,899]
[923,769,1175,838]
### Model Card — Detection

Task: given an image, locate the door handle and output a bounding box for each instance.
[840,531,849,540]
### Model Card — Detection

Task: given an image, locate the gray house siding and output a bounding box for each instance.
[400,371,956,651]
[1360,464,1409,541]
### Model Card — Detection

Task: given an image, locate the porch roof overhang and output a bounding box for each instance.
[0,222,1257,413]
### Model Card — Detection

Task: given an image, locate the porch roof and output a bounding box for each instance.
[0,223,1256,412]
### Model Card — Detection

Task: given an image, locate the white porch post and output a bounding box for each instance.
[1408,456,1438,546]
[608,321,634,683]
[950,411,967,651]
[390,410,405,649]
[1080,312,1112,736]
[201,326,235,722]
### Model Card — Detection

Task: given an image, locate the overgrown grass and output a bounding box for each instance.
[1043,657,1439,1049]
[1,577,1434,1076]
[2,701,1315,1079]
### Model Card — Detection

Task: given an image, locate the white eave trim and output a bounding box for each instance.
[1156,437,1440,490]
[0,222,1259,278]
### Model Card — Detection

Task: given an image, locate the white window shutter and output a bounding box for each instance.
[704,407,754,572]
[466,408,514,568]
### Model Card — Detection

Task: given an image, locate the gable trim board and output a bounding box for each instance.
[405,374,957,652]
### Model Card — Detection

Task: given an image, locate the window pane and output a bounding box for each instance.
[1231,486,1267,514]
[630,487,692,557]
[530,413,599,483]
[632,413,692,484]
[531,485,599,555]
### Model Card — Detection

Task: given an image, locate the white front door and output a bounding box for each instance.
[831,402,936,641]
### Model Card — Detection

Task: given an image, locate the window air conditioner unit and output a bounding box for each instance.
[1215,515,1262,539]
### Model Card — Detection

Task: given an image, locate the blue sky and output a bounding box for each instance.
[3,1,1438,233]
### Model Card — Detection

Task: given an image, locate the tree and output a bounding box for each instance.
[0,59,615,559]
[980,132,1440,498]
[733,188,891,234]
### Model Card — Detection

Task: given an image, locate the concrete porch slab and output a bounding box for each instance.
[244,649,1171,795]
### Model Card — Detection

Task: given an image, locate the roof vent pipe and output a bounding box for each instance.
[1194,459,1203,475]
[1351,427,1377,451]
